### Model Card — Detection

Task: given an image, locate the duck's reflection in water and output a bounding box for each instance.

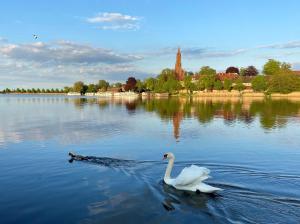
[68,152,135,168]
[161,181,219,212]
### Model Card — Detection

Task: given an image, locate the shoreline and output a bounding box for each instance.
[2,91,300,99]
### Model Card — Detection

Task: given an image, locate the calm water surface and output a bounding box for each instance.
[1,95,300,223]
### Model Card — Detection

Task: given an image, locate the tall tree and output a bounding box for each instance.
[243,66,258,76]
[73,81,85,94]
[124,77,137,91]
[226,66,240,74]
[144,77,156,91]
[199,66,216,76]
[87,84,97,93]
[184,75,195,94]
[263,59,292,76]
[135,79,145,92]
[263,59,281,76]
[98,80,109,91]
[251,76,267,92]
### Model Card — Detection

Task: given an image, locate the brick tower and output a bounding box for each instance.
[174,48,184,81]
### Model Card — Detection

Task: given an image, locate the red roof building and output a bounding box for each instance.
[216,73,239,81]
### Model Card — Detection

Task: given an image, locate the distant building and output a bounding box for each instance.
[192,72,239,81]
[174,48,185,81]
[216,73,239,81]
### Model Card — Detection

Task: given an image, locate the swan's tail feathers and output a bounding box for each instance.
[195,182,222,193]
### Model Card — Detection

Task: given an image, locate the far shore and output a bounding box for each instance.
[2,91,300,100]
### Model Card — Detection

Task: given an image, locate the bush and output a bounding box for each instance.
[251,76,267,92]
[196,79,206,91]
[224,79,233,91]
[214,80,223,90]
[268,74,300,93]
[233,78,245,92]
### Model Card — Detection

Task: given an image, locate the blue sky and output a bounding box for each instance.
[1,0,300,88]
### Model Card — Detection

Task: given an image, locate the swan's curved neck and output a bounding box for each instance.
[164,157,175,181]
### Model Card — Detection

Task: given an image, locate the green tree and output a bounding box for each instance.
[162,78,181,94]
[158,68,175,81]
[136,79,145,92]
[113,82,123,88]
[196,79,206,91]
[198,66,216,91]
[233,78,245,92]
[63,86,71,93]
[199,66,216,76]
[73,81,85,94]
[202,75,215,91]
[144,77,156,91]
[184,75,195,94]
[263,59,292,76]
[251,76,267,92]
[240,67,246,76]
[214,80,223,90]
[98,80,109,91]
[268,74,300,93]
[224,78,233,91]
[87,84,97,93]
[4,88,11,93]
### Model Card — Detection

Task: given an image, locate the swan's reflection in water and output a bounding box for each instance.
[161,181,217,211]
[68,152,219,215]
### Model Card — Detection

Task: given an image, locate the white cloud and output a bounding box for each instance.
[148,47,247,58]
[257,41,300,49]
[87,12,139,23]
[86,12,141,30]
[0,40,143,64]
[0,40,146,87]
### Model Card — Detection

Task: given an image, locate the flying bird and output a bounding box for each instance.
[33,34,38,40]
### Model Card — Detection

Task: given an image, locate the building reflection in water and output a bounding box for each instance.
[1,96,300,146]
[100,97,300,140]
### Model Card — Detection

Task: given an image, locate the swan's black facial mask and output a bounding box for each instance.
[163,154,168,160]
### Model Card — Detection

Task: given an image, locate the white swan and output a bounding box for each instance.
[163,152,222,193]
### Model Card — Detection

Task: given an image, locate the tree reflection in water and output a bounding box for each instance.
[75,97,300,139]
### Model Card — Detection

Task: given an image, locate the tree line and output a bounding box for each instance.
[2,59,300,94]
[1,88,65,94]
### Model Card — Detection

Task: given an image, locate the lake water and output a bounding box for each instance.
[1,95,300,224]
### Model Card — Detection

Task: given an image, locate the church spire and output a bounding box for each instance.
[175,48,184,80]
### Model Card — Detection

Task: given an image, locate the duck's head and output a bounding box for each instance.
[163,152,175,160]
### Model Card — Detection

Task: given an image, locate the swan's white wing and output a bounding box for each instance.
[173,165,210,186]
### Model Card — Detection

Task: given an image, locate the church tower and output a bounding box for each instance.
[175,48,184,81]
